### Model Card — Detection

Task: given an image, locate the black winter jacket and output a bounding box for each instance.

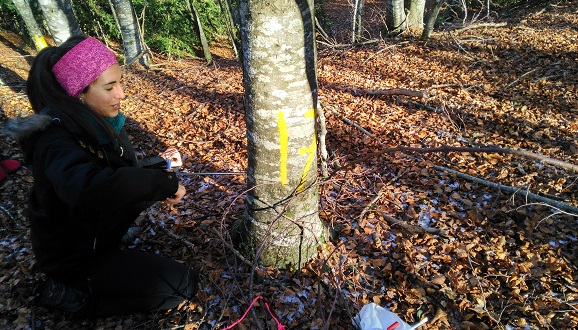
[5,109,178,282]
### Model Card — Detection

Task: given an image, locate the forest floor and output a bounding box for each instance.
[1,0,578,329]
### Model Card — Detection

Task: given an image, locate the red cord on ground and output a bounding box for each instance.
[223,295,286,330]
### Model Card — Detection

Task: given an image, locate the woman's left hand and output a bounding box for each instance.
[165,184,186,204]
[161,147,182,168]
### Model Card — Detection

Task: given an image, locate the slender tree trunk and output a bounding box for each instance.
[219,0,238,58]
[11,0,48,50]
[238,0,326,269]
[386,0,406,32]
[421,0,446,40]
[110,0,150,67]
[186,0,212,64]
[407,0,425,29]
[352,0,364,43]
[37,0,82,45]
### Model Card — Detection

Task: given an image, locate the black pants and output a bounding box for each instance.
[70,250,198,318]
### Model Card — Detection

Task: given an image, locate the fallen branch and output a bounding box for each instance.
[145,212,197,250]
[454,22,507,33]
[362,42,410,65]
[317,39,381,49]
[434,165,578,214]
[212,228,257,270]
[353,88,425,99]
[502,67,542,90]
[315,16,334,46]
[345,145,578,173]
[321,103,373,137]
[430,83,483,89]
[447,31,482,61]
[377,211,448,236]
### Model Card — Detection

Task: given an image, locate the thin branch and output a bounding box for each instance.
[377,211,448,236]
[353,88,425,99]
[454,22,507,33]
[212,228,257,269]
[345,145,578,173]
[430,83,483,89]
[447,30,482,61]
[434,165,578,214]
[362,41,409,65]
[321,103,373,137]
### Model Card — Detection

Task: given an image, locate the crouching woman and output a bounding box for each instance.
[5,35,198,318]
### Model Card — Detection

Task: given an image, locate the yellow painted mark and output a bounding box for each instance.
[278,111,288,185]
[34,35,48,50]
[298,109,316,186]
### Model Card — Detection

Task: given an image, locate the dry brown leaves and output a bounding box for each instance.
[1,1,578,329]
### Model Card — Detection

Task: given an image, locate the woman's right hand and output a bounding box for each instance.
[165,184,186,204]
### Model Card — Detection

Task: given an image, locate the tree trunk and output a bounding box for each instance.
[11,0,48,50]
[386,0,406,33]
[407,0,425,29]
[186,0,212,64]
[37,0,82,45]
[110,0,149,67]
[352,0,364,43]
[238,0,326,269]
[218,0,238,58]
[421,0,446,40]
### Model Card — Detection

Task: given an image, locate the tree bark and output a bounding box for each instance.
[238,0,327,269]
[11,0,48,50]
[37,0,82,45]
[386,0,406,32]
[110,0,150,67]
[421,0,446,40]
[407,0,425,29]
[186,0,212,64]
[352,0,364,43]
[218,0,238,58]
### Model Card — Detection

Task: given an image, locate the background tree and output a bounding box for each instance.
[185,0,212,64]
[386,0,407,32]
[110,0,150,66]
[237,0,327,268]
[352,0,364,43]
[407,0,426,29]
[421,0,447,40]
[11,0,47,50]
[37,0,82,45]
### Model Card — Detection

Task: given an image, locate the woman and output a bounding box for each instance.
[5,35,198,318]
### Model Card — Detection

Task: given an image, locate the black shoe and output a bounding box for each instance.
[39,278,88,313]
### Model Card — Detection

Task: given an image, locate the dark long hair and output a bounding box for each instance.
[26,35,119,144]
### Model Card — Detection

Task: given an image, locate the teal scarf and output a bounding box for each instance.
[85,112,125,144]
[105,112,125,137]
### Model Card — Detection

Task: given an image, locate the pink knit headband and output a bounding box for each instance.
[52,37,118,98]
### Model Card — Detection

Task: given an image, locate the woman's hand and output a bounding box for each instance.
[165,184,186,204]
[161,147,182,168]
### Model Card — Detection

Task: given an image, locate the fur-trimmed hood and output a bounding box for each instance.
[4,114,54,142]
[3,114,57,165]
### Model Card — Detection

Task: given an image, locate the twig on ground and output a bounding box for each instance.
[502,67,542,90]
[212,228,257,270]
[377,211,448,236]
[353,88,426,99]
[454,22,507,33]
[362,41,409,64]
[447,31,482,61]
[343,145,578,173]
[321,103,373,137]
[145,212,196,250]
[434,165,578,214]
[430,83,483,89]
